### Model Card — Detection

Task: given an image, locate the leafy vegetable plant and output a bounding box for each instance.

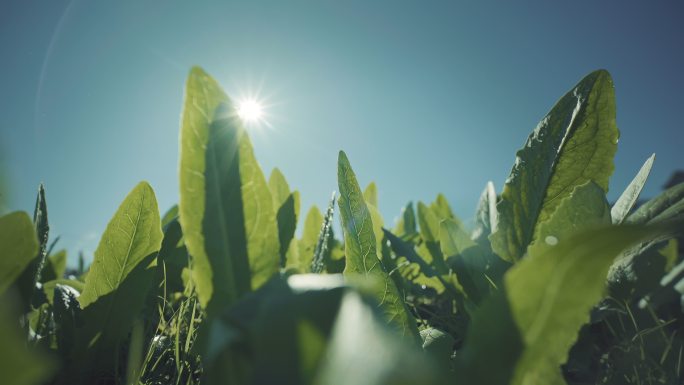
[1,67,682,385]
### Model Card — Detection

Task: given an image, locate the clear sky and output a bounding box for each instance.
[1,1,682,265]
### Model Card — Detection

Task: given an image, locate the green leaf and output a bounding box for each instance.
[430,193,463,227]
[393,201,417,238]
[292,206,323,273]
[269,168,291,208]
[490,70,619,262]
[16,184,50,309]
[0,211,38,296]
[456,224,679,385]
[417,202,447,268]
[161,204,179,228]
[526,181,611,258]
[79,181,163,308]
[54,183,162,384]
[337,151,419,342]
[31,184,50,287]
[384,229,438,277]
[472,181,498,244]
[417,202,440,243]
[384,224,461,298]
[269,168,300,267]
[506,224,672,385]
[440,218,494,304]
[178,67,279,312]
[311,193,336,274]
[67,253,158,384]
[612,154,655,224]
[627,182,684,225]
[363,182,378,207]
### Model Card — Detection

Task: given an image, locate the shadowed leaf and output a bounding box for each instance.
[491,70,619,262]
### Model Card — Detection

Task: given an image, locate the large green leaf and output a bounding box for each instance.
[238,134,280,289]
[611,154,655,224]
[269,168,300,267]
[456,224,679,385]
[500,182,610,385]
[490,70,619,262]
[337,151,419,342]
[79,182,163,307]
[507,224,673,385]
[0,211,38,296]
[178,67,279,312]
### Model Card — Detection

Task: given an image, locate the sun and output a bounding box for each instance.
[237,98,264,124]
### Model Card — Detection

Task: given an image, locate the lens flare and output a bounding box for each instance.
[237,99,264,124]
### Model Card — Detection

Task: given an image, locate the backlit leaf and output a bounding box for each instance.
[611,153,655,224]
[337,151,419,342]
[79,182,163,308]
[178,67,279,312]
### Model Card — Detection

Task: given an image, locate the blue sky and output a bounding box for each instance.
[1,1,682,264]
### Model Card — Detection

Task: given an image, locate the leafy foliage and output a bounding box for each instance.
[1,67,683,385]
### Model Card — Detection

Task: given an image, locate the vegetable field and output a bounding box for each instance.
[1,67,683,385]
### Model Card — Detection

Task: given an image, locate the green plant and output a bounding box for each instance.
[0,67,682,385]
